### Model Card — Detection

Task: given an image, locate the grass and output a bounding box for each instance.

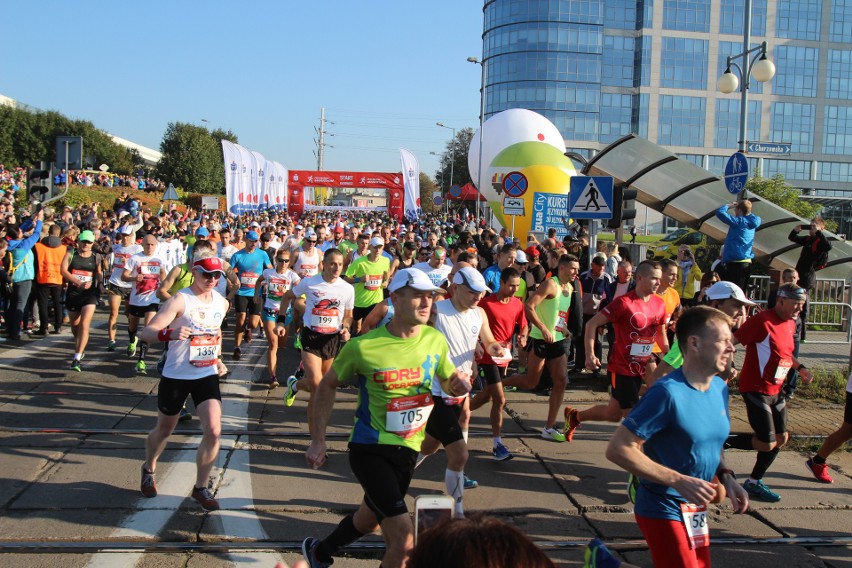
[728,366,849,404]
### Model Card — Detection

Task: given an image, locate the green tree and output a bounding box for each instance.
[435,127,474,190]
[156,122,233,195]
[746,174,837,231]
[419,172,439,214]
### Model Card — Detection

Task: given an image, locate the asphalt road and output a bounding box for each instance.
[0,313,850,568]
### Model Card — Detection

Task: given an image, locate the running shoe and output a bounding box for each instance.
[743,479,781,502]
[464,475,479,489]
[563,406,581,442]
[627,473,639,504]
[191,486,220,511]
[293,334,302,351]
[301,537,331,568]
[541,427,566,443]
[503,385,518,392]
[127,337,138,357]
[107,340,116,352]
[584,538,621,568]
[140,466,157,498]
[267,375,280,389]
[136,360,147,375]
[285,376,298,406]
[244,327,253,343]
[178,407,193,422]
[806,458,834,483]
[233,347,242,361]
[70,358,81,372]
[492,442,513,461]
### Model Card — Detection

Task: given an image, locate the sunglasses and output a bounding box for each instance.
[198,271,223,280]
[277,257,290,262]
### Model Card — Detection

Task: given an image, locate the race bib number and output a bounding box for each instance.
[774,358,793,383]
[310,308,340,334]
[298,264,317,278]
[267,277,290,301]
[72,269,93,284]
[136,275,159,294]
[139,262,160,275]
[386,394,433,438]
[240,271,259,288]
[629,337,654,361]
[189,334,219,367]
[364,274,383,291]
[680,503,709,549]
[556,310,569,334]
[114,253,130,269]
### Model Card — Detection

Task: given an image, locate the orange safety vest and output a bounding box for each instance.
[34,243,65,285]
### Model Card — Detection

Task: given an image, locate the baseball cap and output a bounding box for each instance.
[369,236,385,247]
[453,266,491,293]
[195,227,209,238]
[118,210,130,219]
[388,268,446,294]
[79,230,95,243]
[777,283,807,301]
[304,229,317,241]
[193,256,225,275]
[515,250,528,264]
[245,230,260,241]
[525,245,540,258]
[118,225,135,236]
[705,281,756,306]
[250,221,260,228]
[334,226,344,234]
[295,224,304,230]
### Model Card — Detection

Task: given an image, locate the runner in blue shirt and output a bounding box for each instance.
[229,230,271,360]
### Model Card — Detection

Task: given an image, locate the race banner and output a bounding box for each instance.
[251,151,268,208]
[222,140,252,214]
[399,148,421,221]
[267,161,288,209]
[387,187,404,222]
[288,171,403,189]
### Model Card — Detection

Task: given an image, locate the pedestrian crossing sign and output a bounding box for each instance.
[569,176,614,219]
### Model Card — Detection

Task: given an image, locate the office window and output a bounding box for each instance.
[600,93,634,143]
[827,50,852,100]
[639,36,653,87]
[603,36,636,87]
[771,102,815,153]
[487,52,601,85]
[677,154,704,167]
[663,0,710,32]
[718,41,763,94]
[604,0,640,29]
[776,0,821,40]
[661,37,708,89]
[763,159,811,180]
[485,0,604,28]
[658,95,706,146]
[831,0,852,42]
[818,162,852,182]
[714,99,761,149]
[719,0,767,35]
[635,94,650,139]
[552,112,600,141]
[773,46,818,97]
[484,22,603,59]
[823,106,852,155]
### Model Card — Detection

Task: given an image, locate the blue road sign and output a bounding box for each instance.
[502,171,528,197]
[569,176,614,219]
[724,152,749,195]
[747,141,792,155]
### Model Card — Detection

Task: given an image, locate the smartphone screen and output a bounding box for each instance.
[416,506,452,538]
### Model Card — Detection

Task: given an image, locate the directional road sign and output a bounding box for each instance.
[502,196,525,216]
[724,152,749,195]
[569,176,613,219]
[747,141,792,155]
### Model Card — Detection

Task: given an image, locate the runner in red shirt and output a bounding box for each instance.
[470,266,528,461]
[725,283,813,503]
[563,260,668,441]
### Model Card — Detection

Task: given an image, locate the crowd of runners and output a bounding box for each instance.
[12,198,850,568]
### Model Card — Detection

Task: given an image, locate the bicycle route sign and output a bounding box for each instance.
[724,152,749,195]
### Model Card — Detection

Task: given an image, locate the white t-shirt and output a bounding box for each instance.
[220,244,239,263]
[261,267,300,311]
[291,274,354,334]
[431,299,482,398]
[125,253,164,306]
[109,243,143,287]
[157,239,184,274]
[292,248,321,279]
[412,261,452,288]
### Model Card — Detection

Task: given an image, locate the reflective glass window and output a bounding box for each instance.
[485,0,604,28]
[762,159,811,180]
[717,41,763,94]
[677,154,704,166]
[776,0,821,40]
[487,52,601,85]
[823,106,852,156]
[604,0,639,29]
[831,0,852,42]
[770,102,815,153]
[826,50,852,100]
[661,37,708,89]
[658,95,706,146]
[773,46,818,97]
[663,0,710,32]
[714,99,761,149]
[602,36,636,87]
[484,22,603,59]
[600,93,634,143]
[640,36,653,86]
[719,0,767,35]
[817,161,852,182]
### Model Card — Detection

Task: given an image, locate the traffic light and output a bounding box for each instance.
[607,185,638,229]
[27,166,52,203]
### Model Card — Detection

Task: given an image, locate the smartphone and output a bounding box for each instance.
[414,495,454,544]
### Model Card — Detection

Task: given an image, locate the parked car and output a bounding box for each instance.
[645,228,722,273]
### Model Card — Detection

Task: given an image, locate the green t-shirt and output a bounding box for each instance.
[529,277,573,342]
[662,338,684,369]
[333,325,455,451]
[345,254,390,308]
[338,239,357,255]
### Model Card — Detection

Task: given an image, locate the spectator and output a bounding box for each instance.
[5,209,44,340]
[788,216,832,342]
[715,199,761,292]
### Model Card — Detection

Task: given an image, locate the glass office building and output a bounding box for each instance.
[481,0,852,235]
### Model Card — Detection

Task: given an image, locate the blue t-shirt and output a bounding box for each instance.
[231,248,272,297]
[482,264,501,293]
[623,368,730,521]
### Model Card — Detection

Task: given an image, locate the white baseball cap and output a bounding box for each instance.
[369,236,385,247]
[705,281,756,306]
[388,268,446,294]
[453,266,491,293]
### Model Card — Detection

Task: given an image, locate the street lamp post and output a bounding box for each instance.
[436,122,456,215]
[468,56,486,225]
[430,151,446,213]
[717,0,776,156]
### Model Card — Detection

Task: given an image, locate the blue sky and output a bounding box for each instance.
[2,1,483,179]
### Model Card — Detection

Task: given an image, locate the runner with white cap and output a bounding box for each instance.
[344,236,390,336]
[121,234,167,375]
[106,225,142,352]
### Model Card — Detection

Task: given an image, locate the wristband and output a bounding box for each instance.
[717,468,736,480]
[796,364,806,372]
[157,328,174,342]
[276,316,288,324]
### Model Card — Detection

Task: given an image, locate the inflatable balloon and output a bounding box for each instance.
[468,109,577,238]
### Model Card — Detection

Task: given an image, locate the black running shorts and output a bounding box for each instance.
[300,328,344,359]
[348,442,417,522]
[234,295,260,316]
[353,303,377,322]
[478,363,506,386]
[157,374,221,416]
[65,292,99,313]
[742,391,788,443]
[526,337,566,361]
[611,372,644,410]
[128,303,159,319]
[107,283,130,299]
[424,396,464,446]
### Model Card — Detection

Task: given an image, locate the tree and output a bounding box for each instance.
[156,122,236,195]
[747,174,837,232]
[435,127,474,190]
[419,172,439,214]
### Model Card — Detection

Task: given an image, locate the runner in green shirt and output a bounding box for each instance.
[344,236,391,335]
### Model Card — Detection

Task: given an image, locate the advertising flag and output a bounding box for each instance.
[399,148,421,221]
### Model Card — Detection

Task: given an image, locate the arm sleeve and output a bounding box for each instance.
[788,230,806,245]
[815,232,833,252]
[622,382,673,440]
[733,313,765,345]
[715,205,734,226]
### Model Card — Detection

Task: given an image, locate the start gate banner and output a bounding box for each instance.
[288,171,403,190]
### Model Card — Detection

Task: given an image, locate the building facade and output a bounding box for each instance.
[481,0,852,234]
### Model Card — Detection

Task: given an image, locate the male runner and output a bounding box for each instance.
[61,230,102,371]
[603,306,749,568]
[122,234,165,374]
[290,228,322,278]
[502,254,582,442]
[563,260,668,440]
[105,226,143,350]
[470,266,528,461]
[278,249,354,431]
[344,236,390,335]
[725,283,813,502]
[481,243,516,292]
[255,249,300,387]
[138,253,229,511]
[302,268,470,568]
[411,246,452,288]
[229,230,271,360]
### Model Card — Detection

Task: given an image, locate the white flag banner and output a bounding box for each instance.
[251,151,268,209]
[222,140,250,214]
[266,161,287,209]
[399,148,421,221]
[236,143,255,211]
